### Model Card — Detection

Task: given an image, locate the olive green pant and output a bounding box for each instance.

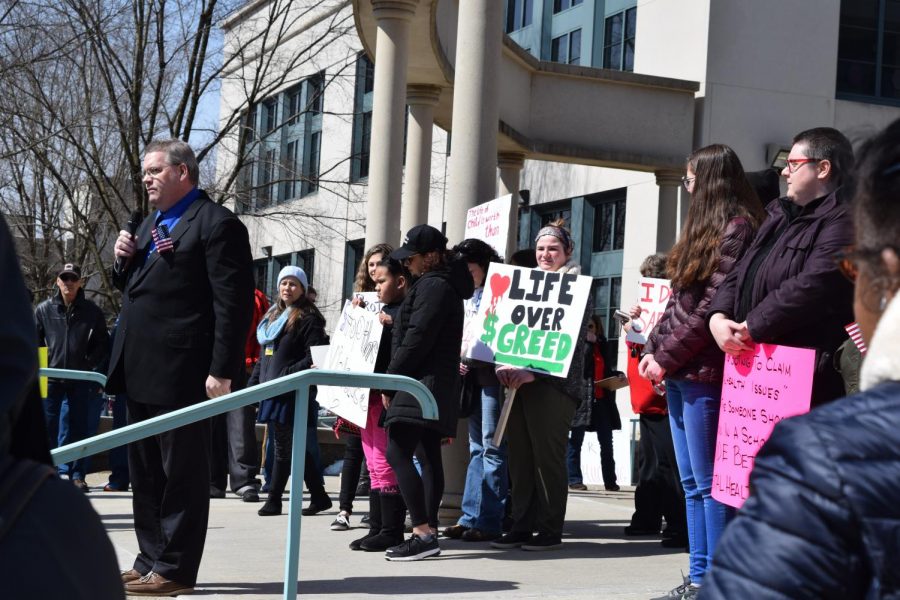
[506,379,578,537]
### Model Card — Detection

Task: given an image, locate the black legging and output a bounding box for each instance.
[386,423,443,529]
[339,434,364,513]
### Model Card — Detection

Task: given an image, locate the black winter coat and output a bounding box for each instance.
[708,190,854,405]
[385,259,474,437]
[702,380,900,599]
[645,217,755,383]
[35,288,110,374]
[252,311,328,426]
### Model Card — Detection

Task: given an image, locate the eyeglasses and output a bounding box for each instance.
[681,176,694,190]
[141,163,182,178]
[784,158,821,173]
[59,274,79,283]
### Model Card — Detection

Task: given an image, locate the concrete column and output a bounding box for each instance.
[400,84,441,235]
[655,170,682,252]
[678,186,691,239]
[445,0,504,245]
[365,0,418,249]
[498,152,525,259]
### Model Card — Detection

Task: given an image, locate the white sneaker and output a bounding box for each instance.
[330,513,351,531]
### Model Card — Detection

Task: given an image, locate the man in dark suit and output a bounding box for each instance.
[108,139,254,596]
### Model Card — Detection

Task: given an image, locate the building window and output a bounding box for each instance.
[592,197,626,253]
[257,148,276,209]
[551,29,582,65]
[837,0,900,102]
[506,0,533,32]
[553,0,582,14]
[253,258,269,296]
[351,53,375,182]
[603,7,637,72]
[263,99,278,133]
[301,131,321,196]
[343,238,365,300]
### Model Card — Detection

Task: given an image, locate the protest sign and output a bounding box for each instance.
[316,301,383,428]
[711,343,815,508]
[464,194,513,257]
[476,263,592,378]
[625,277,671,344]
[355,291,385,315]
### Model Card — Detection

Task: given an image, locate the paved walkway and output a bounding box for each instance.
[86,472,686,599]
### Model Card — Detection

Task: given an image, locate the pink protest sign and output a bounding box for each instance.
[711,343,815,508]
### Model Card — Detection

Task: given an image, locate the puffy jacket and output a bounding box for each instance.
[34,288,109,373]
[702,292,900,600]
[708,190,854,405]
[385,258,474,437]
[645,217,755,383]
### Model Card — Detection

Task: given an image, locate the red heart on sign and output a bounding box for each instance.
[489,273,511,298]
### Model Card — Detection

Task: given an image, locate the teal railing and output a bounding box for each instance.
[45,368,438,600]
[40,367,107,388]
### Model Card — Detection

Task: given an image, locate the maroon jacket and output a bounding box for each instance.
[645,217,756,383]
[707,190,854,405]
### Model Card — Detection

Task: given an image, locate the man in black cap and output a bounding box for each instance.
[34,262,110,491]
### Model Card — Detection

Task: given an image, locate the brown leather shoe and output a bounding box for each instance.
[124,572,194,596]
[442,524,469,539]
[72,479,89,492]
[121,569,143,583]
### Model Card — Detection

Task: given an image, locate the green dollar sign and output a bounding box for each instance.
[481,314,499,345]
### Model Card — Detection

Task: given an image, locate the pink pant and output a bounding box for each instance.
[361,391,397,490]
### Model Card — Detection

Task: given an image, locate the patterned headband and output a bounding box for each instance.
[535,225,573,252]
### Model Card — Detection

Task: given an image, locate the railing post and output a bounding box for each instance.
[283,385,310,600]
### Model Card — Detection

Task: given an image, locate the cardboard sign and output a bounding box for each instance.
[461,287,489,360]
[475,263,592,377]
[711,343,815,508]
[316,301,383,428]
[626,277,672,344]
[464,194,513,258]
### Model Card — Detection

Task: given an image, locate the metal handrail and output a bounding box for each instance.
[49,369,438,600]
[39,368,107,388]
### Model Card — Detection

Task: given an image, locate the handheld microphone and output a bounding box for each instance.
[116,210,144,273]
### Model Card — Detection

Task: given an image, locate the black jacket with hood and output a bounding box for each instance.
[385,258,474,437]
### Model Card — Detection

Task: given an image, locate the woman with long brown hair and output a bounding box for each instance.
[640,144,765,599]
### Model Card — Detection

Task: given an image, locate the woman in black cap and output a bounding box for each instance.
[381,224,474,561]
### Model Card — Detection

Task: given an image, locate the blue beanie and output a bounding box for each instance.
[277,265,308,292]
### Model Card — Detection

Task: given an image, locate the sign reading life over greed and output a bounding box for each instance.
[317,301,383,428]
[626,277,671,344]
[711,343,815,508]
[475,263,592,377]
[464,194,513,258]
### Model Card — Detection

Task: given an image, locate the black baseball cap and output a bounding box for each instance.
[389,224,447,260]
[58,263,82,279]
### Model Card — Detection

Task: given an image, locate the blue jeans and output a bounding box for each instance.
[667,379,734,583]
[458,385,508,533]
[45,381,96,480]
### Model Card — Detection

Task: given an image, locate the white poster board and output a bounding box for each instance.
[464,194,513,258]
[316,301,383,428]
[471,263,592,377]
[355,291,384,315]
[626,277,672,345]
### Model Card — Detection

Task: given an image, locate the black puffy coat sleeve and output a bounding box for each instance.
[386,277,450,381]
[646,218,754,372]
[701,418,864,600]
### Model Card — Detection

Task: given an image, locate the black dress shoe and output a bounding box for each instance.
[301,497,333,516]
[209,486,226,499]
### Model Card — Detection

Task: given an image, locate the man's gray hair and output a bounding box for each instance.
[145,139,200,185]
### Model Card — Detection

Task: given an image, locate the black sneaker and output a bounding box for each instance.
[490,531,533,549]
[650,575,692,600]
[384,534,441,562]
[521,533,562,551]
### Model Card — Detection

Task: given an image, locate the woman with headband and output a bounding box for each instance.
[490,219,592,552]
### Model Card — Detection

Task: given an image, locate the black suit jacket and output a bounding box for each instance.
[106,191,254,407]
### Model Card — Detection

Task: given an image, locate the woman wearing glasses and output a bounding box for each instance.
[641,144,765,599]
[708,127,856,408]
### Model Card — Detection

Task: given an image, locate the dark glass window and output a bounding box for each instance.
[263,99,277,133]
[253,259,269,296]
[837,0,900,102]
[506,0,534,32]
[553,0,583,14]
[550,30,581,65]
[307,72,325,114]
[591,194,626,253]
[352,53,375,182]
[603,7,637,72]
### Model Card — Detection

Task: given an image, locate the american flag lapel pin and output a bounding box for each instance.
[152,223,175,254]
[844,321,867,355]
